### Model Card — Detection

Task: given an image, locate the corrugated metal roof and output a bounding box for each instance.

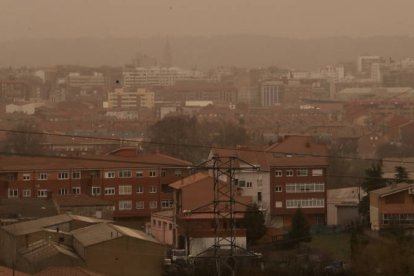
[72,223,160,247]
[2,214,107,236]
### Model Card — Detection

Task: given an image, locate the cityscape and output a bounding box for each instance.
[1,1,414,275]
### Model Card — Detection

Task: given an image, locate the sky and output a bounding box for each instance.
[1,0,414,40]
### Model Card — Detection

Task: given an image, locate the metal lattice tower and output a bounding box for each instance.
[190,155,260,276]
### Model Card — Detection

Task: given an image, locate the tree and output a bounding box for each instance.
[289,208,311,243]
[146,115,206,163]
[3,122,44,155]
[395,166,412,183]
[243,203,267,245]
[359,163,388,222]
[361,163,387,193]
[146,115,250,163]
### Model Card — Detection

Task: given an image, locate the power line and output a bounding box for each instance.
[0,128,412,165]
[0,151,412,183]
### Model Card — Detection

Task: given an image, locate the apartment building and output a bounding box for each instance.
[0,151,191,220]
[266,136,328,229]
[106,88,155,109]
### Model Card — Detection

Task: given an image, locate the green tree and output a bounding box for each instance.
[361,163,387,193]
[289,208,311,243]
[243,203,267,245]
[395,166,412,183]
[359,163,388,222]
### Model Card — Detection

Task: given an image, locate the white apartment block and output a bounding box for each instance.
[106,88,155,109]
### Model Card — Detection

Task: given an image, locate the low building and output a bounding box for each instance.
[327,187,362,226]
[0,214,165,276]
[370,183,414,232]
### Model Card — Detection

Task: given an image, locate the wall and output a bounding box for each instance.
[189,237,246,256]
[85,237,165,276]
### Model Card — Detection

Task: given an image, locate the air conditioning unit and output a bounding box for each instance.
[408,186,414,195]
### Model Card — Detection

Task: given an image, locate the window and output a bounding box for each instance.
[119,200,132,210]
[257,192,262,202]
[161,170,166,177]
[286,170,294,177]
[286,198,325,208]
[58,188,68,195]
[91,186,101,196]
[286,183,325,193]
[58,172,69,180]
[174,170,182,176]
[72,187,81,194]
[37,189,48,198]
[296,168,308,176]
[22,174,31,181]
[119,170,132,178]
[149,186,157,193]
[8,188,18,198]
[136,185,144,193]
[246,181,253,188]
[22,189,31,197]
[149,201,157,209]
[275,201,283,208]
[275,186,282,192]
[119,185,132,195]
[149,170,157,177]
[312,169,323,176]
[38,173,48,180]
[275,170,283,177]
[105,187,115,195]
[169,223,172,230]
[72,171,81,179]
[238,180,246,188]
[136,170,144,177]
[136,201,145,209]
[104,171,116,178]
[257,179,263,187]
[161,200,173,209]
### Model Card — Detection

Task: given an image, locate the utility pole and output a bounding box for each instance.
[189,155,260,276]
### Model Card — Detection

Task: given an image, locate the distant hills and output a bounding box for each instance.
[1,35,414,70]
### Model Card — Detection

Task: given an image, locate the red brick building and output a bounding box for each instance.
[0,150,191,220]
[266,136,328,228]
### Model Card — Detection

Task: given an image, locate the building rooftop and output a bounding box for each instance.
[169,172,210,190]
[72,223,160,247]
[2,214,107,236]
[370,183,413,197]
[53,194,114,208]
[0,198,58,220]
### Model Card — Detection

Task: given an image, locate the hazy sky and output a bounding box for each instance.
[1,0,414,40]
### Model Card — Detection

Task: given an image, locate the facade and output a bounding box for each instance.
[154,80,238,105]
[122,67,203,88]
[260,81,284,107]
[326,187,362,226]
[266,136,328,229]
[208,147,271,223]
[106,88,155,109]
[0,151,191,220]
[152,173,250,256]
[369,183,414,232]
[357,56,383,75]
